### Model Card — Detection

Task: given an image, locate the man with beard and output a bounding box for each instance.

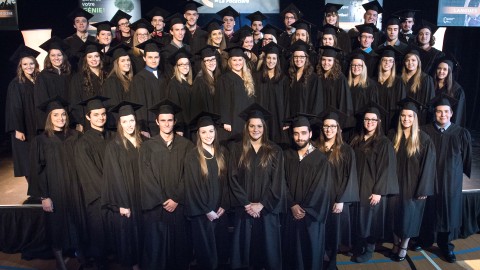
[146,6,171,46]
[282,113,332,270]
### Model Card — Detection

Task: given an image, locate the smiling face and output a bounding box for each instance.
[404,55,418,72]
[203,56,217,73]
[242,36,254,50]
[295,29,308,42]
[117,18,131,34]
[120,114,136,136]
[74,16,88,33]
[136,28,150,43]
[210,29,223,46]
[229,56,244,72]
[363,112,379,133]
[351,59,364,76]
[51,109,67,130]
[321,56,334,71]
[381,57,394,72]
[400,109,415,129]
[293,126,311,149]
[436,62,449,80]
[144,51,160,69]
[97,30,112,45]
[87,108,107,130]
[156,113,175,135]
[364,10,378,24]
[293,51,307,68]
[49,49,64,68]
[151,16,165,31]
[359,32,374,49]
[199,125,215,147]
[176,58,190,76]
[325,13,338,25]
[248,118,264,141]
[86,52,101,69]
[184,10,199,27]
[417,28,431,46]
[20,57,36,76]
[435,105,452,127]
[266,53,278,70]
[322,34,335,46]
[322,119,338,140]
[118,55,131,74]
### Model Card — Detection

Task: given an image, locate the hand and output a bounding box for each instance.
[163,199,178,212]
[290,204,305,219]
[76,124,83,132]
[224,124,232,132]
[141,131,151,138]
[244,203,259,218]
[417,196,427,200]
[250,203,264,216]
[176,131,184,137]
[206,210,219,221]
[216,207,225,218]
[120,207,131,218]
[283,126,290,130]
[15,131,25,141]
[369,194,381,206]
[42,198,54,212]
[332,202,344,213]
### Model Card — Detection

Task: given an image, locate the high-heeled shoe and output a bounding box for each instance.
[393,247,407,262]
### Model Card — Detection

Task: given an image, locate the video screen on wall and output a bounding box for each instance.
[197,0,279,14]
[325,0,384,30]
[438,0,480,27]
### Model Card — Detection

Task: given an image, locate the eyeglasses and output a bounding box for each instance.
[382,59,394,63]
[364,118,379,122]
[263,38,273,41]
[322,125,338,130]
[137,33,149,37]
[285,16,296,20]
[177,63,190,67]
[118,22,130,27]
[203,58,216,63]
[293,56,306,60]
[351,64,363,68]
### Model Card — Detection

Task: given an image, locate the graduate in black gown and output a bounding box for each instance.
[161,15,191,83]
[290,20,318,70]
[317,46,353,125]
[146,6,171,46]
[129,19,153,75]
[102,101,143,269]
[91,21,116,73]
[433,59,466,126]
[74,96,114,269]
[5,45,40,180]
[350,103,398,263]
[139,99,194,270]
[217,6,240,48]
[129,40,167,137]
[214,46,255,143]
[350,24,380,78]
[401,50,435,125]
[414,20,445,76]
[181,1,207,75]
[318,3,351,54]
[231,26,258,72]
[29,97,82,270]
[111,10,134,47]
[375,46,406,131]
[287,40,324,117]
[35,37,71,131]
[64,8,95,72]
[103,43,133,129]
[229,103,285,270]
[254,42,289,145]
[184,112,230,270]
[203,18,228,73]
[69,41,106,131]
[317,108,359,270]
[278,3,302,51]
[318,25,349,73]
[166,47,194,136]
[282,113,331,270]
[348,53,379,114]
[388,98,436,262]
[420,95,472,263]
[348,1,383,51]
[190,45,220,118]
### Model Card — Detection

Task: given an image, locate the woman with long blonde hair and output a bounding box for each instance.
[129,18,152,74]
[214,46,255,142]
[401,50,435,125]
[184,112,229,270]
[388,99,436,262]
[348,53,378,114]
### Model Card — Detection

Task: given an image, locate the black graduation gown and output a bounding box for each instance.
[278,31,294,51]
[29,130,83,250]
[287,74,324,117]
[254,73,289,145]
[348,28,382,51]
[320,74,354,121]
[75,128,114,258]
[214,71,255,142]
[69,71,104,127]
[139,135,194,270]
[351,78,379,114]
[423,123,472,233]
[325,144,360,251]
[352,135,399,239]
[376,77,406,131]
[34,69,71,130]
[161,43,191,82]
[318,28,352,54]
[184,27,207,74]
[103,75,130,130]
[5,78,36,177]
[228,142,285,270]
[184,147,230,270]
[435,81,466,127]
[350,48,379,78]
[129,52,146,75]
[387,131,436,238]
[167,79,192,135]
[282,148,332,270]
[152,32,171,46]
[404,73,435,125]
[418,47,445,76]
[129,69,168,135]
[399,32,415,44]
[101,136,142,266]
[190,72,215,117]
[65,34,95,72]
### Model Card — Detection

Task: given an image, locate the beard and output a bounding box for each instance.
[295,140,309,150]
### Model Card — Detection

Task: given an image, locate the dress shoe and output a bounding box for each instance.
[443,250,456,263]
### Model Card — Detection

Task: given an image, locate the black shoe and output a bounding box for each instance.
[392,248,407,262]
[443,251,456,263]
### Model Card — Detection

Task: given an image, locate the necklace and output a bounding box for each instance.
[203,155,214,160]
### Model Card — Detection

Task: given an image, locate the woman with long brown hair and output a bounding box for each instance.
[229,103,285,269]
[319,3,351,54]
[184,112,229,270]
[5,45,40,182]
[102,101,143,270]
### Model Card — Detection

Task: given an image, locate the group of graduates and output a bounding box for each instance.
[4,1,473,270]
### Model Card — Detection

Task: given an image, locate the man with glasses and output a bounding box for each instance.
[278,3,302,50]
[350,24,380,77]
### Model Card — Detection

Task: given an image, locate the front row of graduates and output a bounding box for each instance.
[27,91,470,270]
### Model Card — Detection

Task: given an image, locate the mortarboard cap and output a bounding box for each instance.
[290,40,311,54]
[291,19,315,33]
[110,10,132,26]
[145,7,170,21]
[130,18,154,33]
[393,9,418,21]
[37,95,69,113]
[67,8,94,21]
[189,111,221,131]
[231,26,253,44]
[79,40,104,55]
[167,13,186,28]
[91,21,114,33]
[261,42,283,55]
[149,98,182,115]
[260,24,282,38]
[109,101,142,117]
[39,36,70,52]
[180,1,203,13]
[429,94,458,109]
[384,16,401,27]
[397,97,424,114]
[362,1,383,14]
[418,20,439,34]
[246,11,267,23]
[202,18,223,33]
[321,24,340,36]
[9,45,40,64]
[357,101,388,118]
[196,45,218,58]
[319,45,341,58]
[78,95,109,112]
[281,3,302,19]
[169,47,192,66]
[224,46,246,58]
[284,113,317,128]
[216,6,240,18]
[318,107,348,127]
[324,3,343,14]
[376,45,403,59]
[238,103,272,121]
[106,42,131,61]
[136,39,162,53]
[355,23,379,35]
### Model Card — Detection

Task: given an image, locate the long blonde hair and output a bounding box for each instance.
[132,29,150,57]
[377,57,396,88]
[228,57,255,97]
[348,59,368,88]
[402,53,422,94]
[393,109,421,157]
[173,58,193,85]
[195,127,226,179]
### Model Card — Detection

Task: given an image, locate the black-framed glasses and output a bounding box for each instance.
[323,125,338,130]
[364,118,379,122]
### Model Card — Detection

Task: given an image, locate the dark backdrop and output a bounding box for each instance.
[1,0,478,149]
